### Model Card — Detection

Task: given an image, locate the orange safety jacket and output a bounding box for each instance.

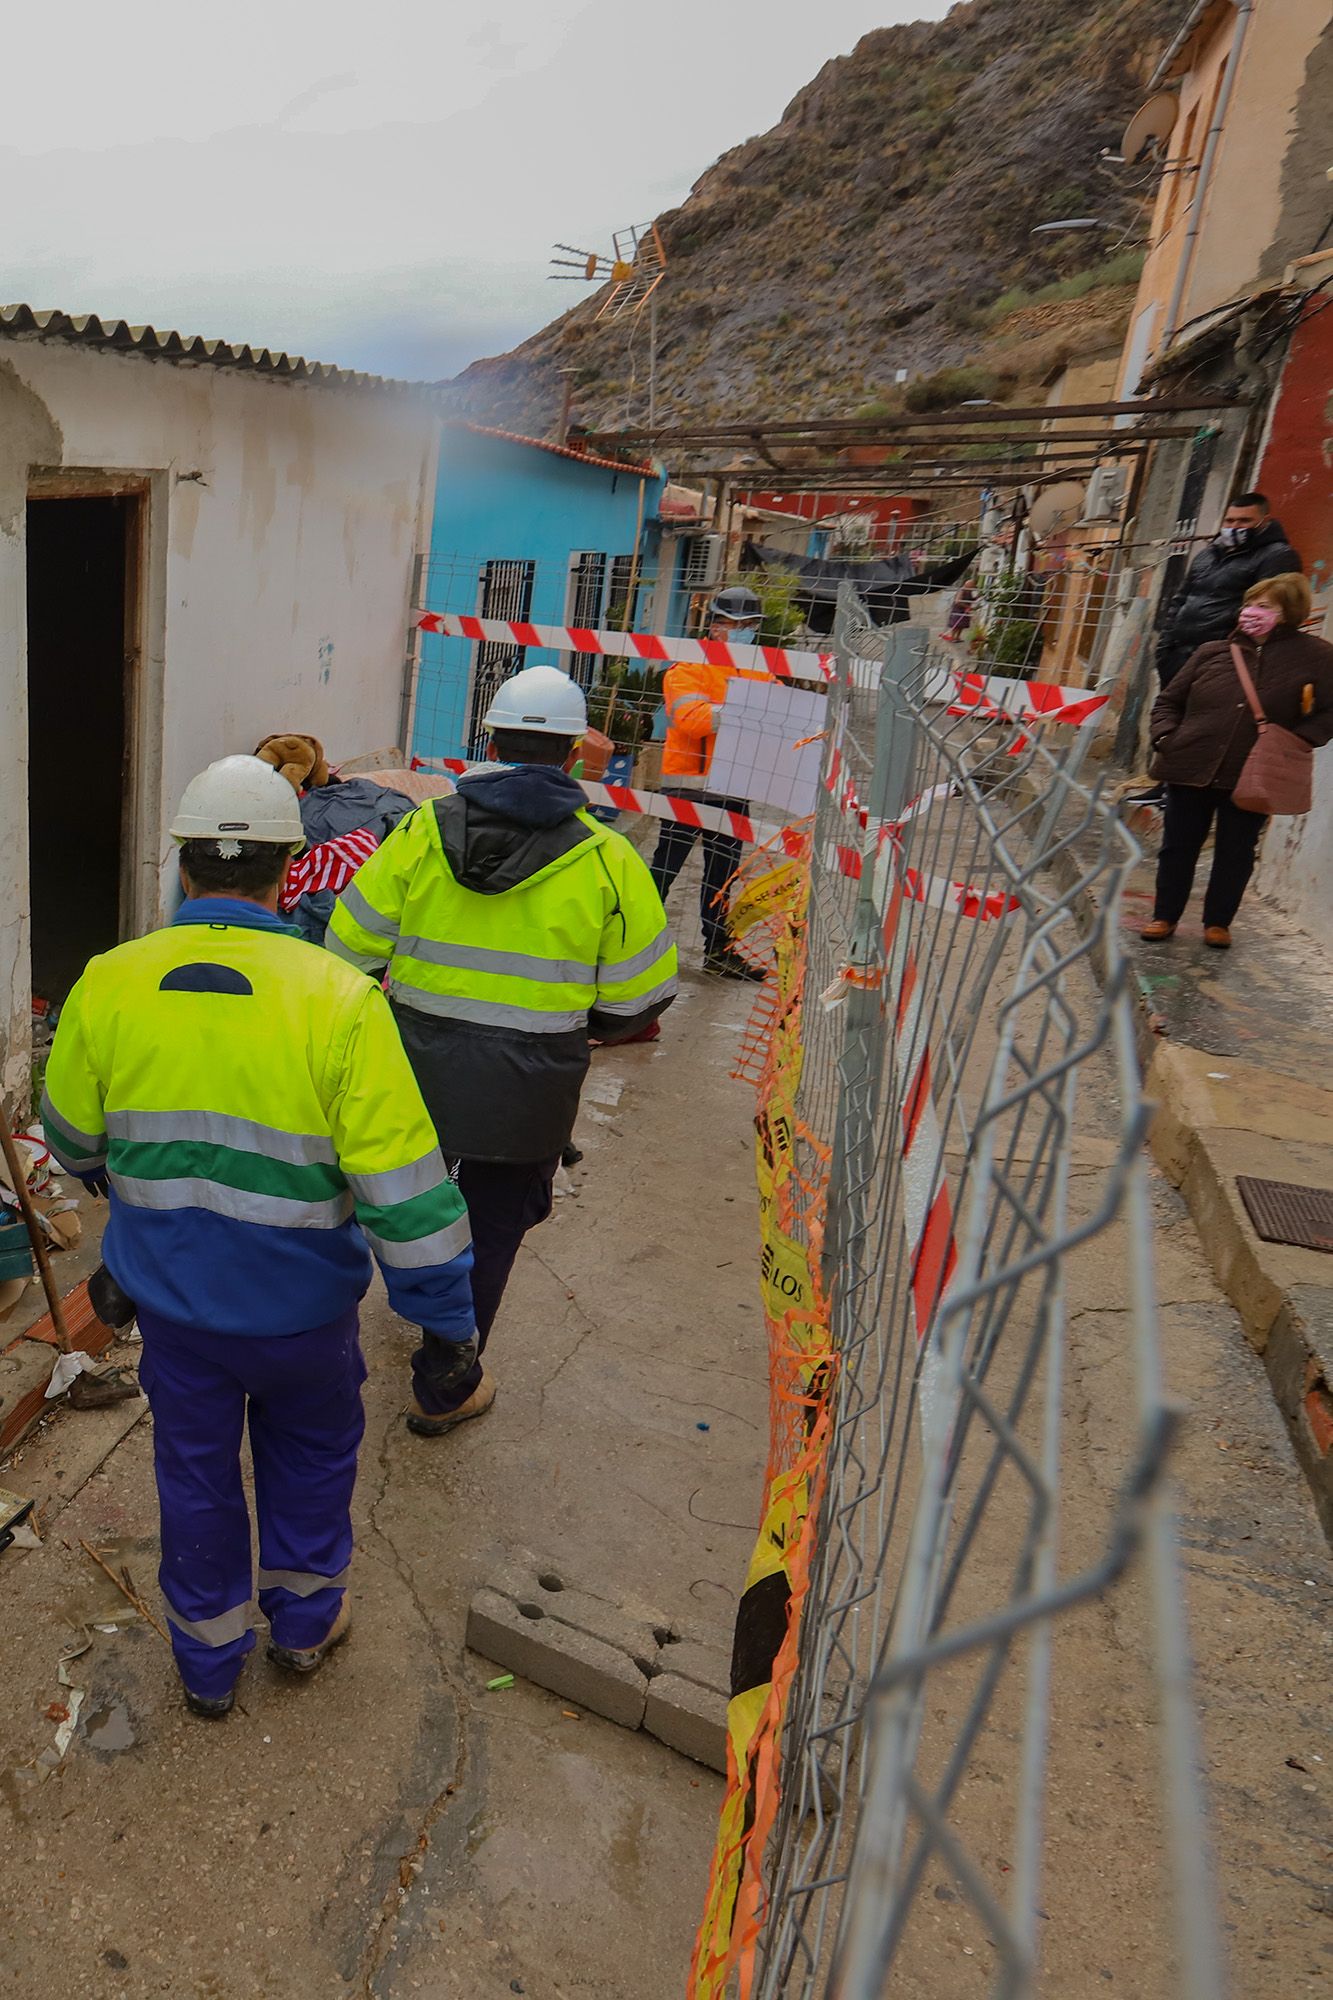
[661,660,732,781]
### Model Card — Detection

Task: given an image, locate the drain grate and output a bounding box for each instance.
[1236,1175,1333,1253]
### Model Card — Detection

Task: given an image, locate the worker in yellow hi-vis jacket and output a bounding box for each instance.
[41,756,476,1718]
[328,665,676,1437]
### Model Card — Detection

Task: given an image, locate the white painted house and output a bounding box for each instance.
[0,305,442,1099]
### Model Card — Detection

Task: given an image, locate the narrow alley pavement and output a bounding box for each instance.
[0,955,768,1999]
[0,911,1330,1998]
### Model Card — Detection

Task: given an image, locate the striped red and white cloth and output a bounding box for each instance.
[280,826,380,911]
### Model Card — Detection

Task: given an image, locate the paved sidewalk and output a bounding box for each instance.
[1065,807,1333,1536]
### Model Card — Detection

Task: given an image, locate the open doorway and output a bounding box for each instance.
[26,495,139,1005]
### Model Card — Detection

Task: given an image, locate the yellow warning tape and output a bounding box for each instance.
[691,857,833,1998]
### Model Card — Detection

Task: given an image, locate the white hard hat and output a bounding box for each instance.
[169,755,306,849]
[482,665,587,736]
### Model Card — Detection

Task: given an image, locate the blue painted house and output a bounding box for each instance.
[410,423,671,762]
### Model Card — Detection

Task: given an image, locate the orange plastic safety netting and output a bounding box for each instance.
[689,827,838,2000]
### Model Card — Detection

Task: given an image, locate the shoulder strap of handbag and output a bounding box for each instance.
[1230,642,1268,725]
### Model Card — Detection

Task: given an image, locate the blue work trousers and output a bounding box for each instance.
[137,1306,366,1700]
[648,789,748,954]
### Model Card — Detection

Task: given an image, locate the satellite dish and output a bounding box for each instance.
[1027,481,1088,538]
[1122,90,1179,165]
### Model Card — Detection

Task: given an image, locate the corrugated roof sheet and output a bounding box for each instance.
[453,420,657,479]
[0,303,443,398]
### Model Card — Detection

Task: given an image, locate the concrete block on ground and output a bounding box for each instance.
[485,1556,667,1675]
[644,1672,729,1773]
[466,1587,649,1729]
[654,1637,731,1698]
[669,1615,735,1655]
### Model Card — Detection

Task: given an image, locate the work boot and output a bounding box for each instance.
[267,1595,352,1676]
[182,1684,235,1720]
[68,1364,141,1409]
[406,1370,497,1438]
[1139,920,1177,942]
[703,947,766,983]
[1203,926,1232,950]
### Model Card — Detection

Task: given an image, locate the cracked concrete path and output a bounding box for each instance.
[0,963,767,1999]
[1,938,1329,1997]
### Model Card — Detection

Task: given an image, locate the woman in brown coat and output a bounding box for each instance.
[1141,572,1333,948]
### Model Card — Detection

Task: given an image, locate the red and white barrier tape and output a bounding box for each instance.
[818,865,961,1380]
[415,611,836,682]
[825,839,1021,922]
[409,756,786,846]
[944,668,1109,729]
[880,877,959,1380]
[415,610,1111,735]
[941,667,1109,756]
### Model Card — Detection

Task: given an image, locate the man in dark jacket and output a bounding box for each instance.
[1154,493,1301,687]
[328,666,676,1435]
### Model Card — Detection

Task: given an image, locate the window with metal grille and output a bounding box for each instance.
[467,558,536,757]
[566,551,607,691]
[606,554,641,634]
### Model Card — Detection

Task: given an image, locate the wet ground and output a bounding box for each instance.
[0,854,1329,1997]
[1115,803,1332,1082]
[0,944,768,1999]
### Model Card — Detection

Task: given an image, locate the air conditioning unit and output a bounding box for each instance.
[679,531,725,590]
[1083,465,1128,521]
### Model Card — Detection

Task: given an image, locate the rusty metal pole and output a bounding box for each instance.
[0,1096,72,1354]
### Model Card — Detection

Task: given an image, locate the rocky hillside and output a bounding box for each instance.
[452,0,1178,437]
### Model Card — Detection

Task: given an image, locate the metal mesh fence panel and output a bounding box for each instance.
[691,591,1219,2000]
[406,532,1154,790]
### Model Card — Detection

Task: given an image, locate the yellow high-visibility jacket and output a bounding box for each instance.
[41,898,474,1339]
[327,766,676,1163]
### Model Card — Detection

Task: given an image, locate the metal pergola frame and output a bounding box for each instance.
[585,395,1232,452]
[582,394,1236,508]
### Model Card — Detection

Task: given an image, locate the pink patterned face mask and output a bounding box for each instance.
[1238,603,1280,639]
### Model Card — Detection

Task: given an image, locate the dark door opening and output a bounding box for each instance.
[26,496,134,1005]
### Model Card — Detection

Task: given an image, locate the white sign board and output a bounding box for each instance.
[709,677,828,821]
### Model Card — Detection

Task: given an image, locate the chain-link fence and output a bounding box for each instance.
[692,593,1219,1999]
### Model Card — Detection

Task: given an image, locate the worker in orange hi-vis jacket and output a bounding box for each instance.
[649,586,768,981]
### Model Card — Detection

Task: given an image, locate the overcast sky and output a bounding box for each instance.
[2,1,951,380]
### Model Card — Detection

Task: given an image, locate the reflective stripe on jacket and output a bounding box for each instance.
[326,794,677,1162]
[41,899,474,1339]
[661,661,730,780]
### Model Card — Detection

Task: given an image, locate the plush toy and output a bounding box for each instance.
[254,733,330,793]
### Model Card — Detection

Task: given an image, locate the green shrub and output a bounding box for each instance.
[850,393,905,421]
[987,249,1146,322]
[903,365,1001,412]
[587,663,665,753]
[745,567,807,643]
[985,619,1040,675]
[976,574,1042,677]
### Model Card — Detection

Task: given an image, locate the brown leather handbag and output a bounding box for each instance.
[1229,643,1313,816]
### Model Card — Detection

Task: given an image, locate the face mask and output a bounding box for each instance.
[1237,603,1279,639]
[1217,524,1254,550]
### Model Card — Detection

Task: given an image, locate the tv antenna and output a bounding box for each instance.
[549,221,667,426]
